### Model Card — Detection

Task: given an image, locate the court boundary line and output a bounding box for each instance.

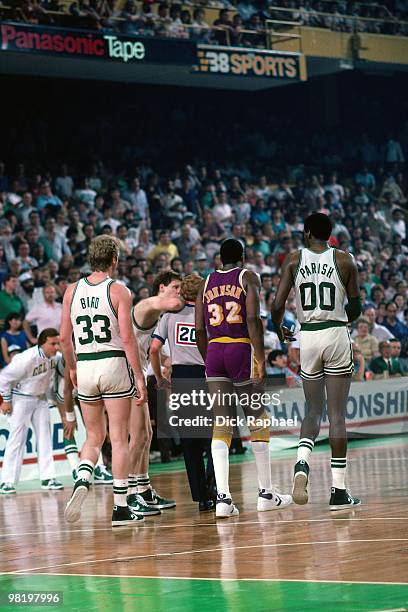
[1,572,407,586]
[0,516,407,539]
[5,538,408,574]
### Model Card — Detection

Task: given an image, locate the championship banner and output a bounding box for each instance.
[0,22,195,65]
[195,44,307,81]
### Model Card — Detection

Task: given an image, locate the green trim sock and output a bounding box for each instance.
[63,438,79,470]
[113,479,128,507]
[128,474,138,495]
[297,438,314,464]
[331,457,347,489]
[137,473,151,494]
[77,460,94,482]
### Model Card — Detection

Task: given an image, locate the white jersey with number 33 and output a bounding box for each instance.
[70,277,124,354]
[294,247,348,325]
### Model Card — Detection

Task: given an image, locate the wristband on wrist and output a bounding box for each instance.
[65,411,76,422]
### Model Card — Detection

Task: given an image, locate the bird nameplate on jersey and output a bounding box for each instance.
[175,322,196,346]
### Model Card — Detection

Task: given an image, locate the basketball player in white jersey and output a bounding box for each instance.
[61,235,147,527]
[127,270,182,516]
[272,213,362,510]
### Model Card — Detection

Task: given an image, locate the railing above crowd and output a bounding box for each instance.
[1,0,407,49]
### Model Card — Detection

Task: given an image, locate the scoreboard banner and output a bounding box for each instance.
[0,22,195,64]
[195,45,307,81]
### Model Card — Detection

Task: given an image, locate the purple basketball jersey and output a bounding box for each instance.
[203,268,249,341]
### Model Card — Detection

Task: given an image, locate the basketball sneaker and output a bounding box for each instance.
[64,478,90,523]
[138,488,176,509]
[41,478,64,491]
[329,488,361,511]
[0,482,16,495]
[215,494,239,518]
[292,460,309,505]
[199,499,215,512]
[257,489,293,512]
[93,465,113,485]
[127,493,161,516]
[112,505,145,527]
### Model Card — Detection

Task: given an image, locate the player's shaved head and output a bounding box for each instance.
[220,239,244,265]
[304,213,332,241]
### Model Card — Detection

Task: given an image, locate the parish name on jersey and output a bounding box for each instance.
[204,284,243,304]
[298,262,334,279]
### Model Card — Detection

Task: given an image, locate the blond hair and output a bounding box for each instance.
[181,274,204,302]
[88,235,120,272]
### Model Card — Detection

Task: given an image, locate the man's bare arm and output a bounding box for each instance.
[243,270,264,364]
[271,252,299,342]
[111,283,147,406]
[133,295,183,328]
[195,285,207,360]
[336,250,362,322]
[60,283,77,384]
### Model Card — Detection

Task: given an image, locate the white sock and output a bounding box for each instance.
[128,474,138,495]
[77,459,94,482]
[96,453,104,467]
[137,473,151,493]
[297,438,314,465]
[331,457,347,489]
[63,439,79,470]
[252,441,272,492]
[113,479,128,507]
[211,439,230,498]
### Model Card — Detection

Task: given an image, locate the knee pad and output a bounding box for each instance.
[212,424,233,448]
[249,410,270,443]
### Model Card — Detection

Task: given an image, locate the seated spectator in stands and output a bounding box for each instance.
[323,173,344,204]
[369,340,406,378]
[0,313,28,367]
[148,230,178,262]
[390,338,407,373]
[272,179,294,204]
[23,284,62,342]
[36,181,62,211]
[15,241,38,272]
[266,350,301,387]
[391,208,406,241]
[191,7,211,42]
[69,0,101,29]
[18,192,35,226]
[213,9,233,45]
[126,178,149,223]
[121,0,141,35]
[155,2,173,35]
[168,4,188,38]
[40,218,71,262]
[382,301,408,341]
[352,344,365,381]
[0,275,24,327]
[355,166,376,192]
[360,306,394,342]
[353,317,379,361]
[54,164,74,199]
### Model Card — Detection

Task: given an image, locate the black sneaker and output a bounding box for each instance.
[330,488,361,511]
[127,493,161,516]
[199,499,215,512]
[112,505,145,527]
[138,488,176,509]
[64,478,90,523]
[292,460,310,505]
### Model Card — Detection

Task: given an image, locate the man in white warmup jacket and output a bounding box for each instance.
[0,328,63,494]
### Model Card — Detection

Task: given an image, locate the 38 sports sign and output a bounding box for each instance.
[195,45,306,81]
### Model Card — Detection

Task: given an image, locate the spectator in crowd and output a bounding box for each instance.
[369,340,407,377]
[0,313,29,367]
[266,349,302,386]
[353,317,379,361]
[0,275,24,326]
[148,230,179,262]
[361,306,394,341]
[23,284,62,342]
[36,181,62,211]
[389,338,407,372]
[352,344,366,381]
[40,218,71,261]
[382,301,408,341]
[55,164,74,199]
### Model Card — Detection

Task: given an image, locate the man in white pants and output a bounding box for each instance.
[0,328,63,494]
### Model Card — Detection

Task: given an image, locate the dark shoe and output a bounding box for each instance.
[199,499,215,512]
[292,460,309,505]
[330,488,361,511]
[112,505,145,527]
